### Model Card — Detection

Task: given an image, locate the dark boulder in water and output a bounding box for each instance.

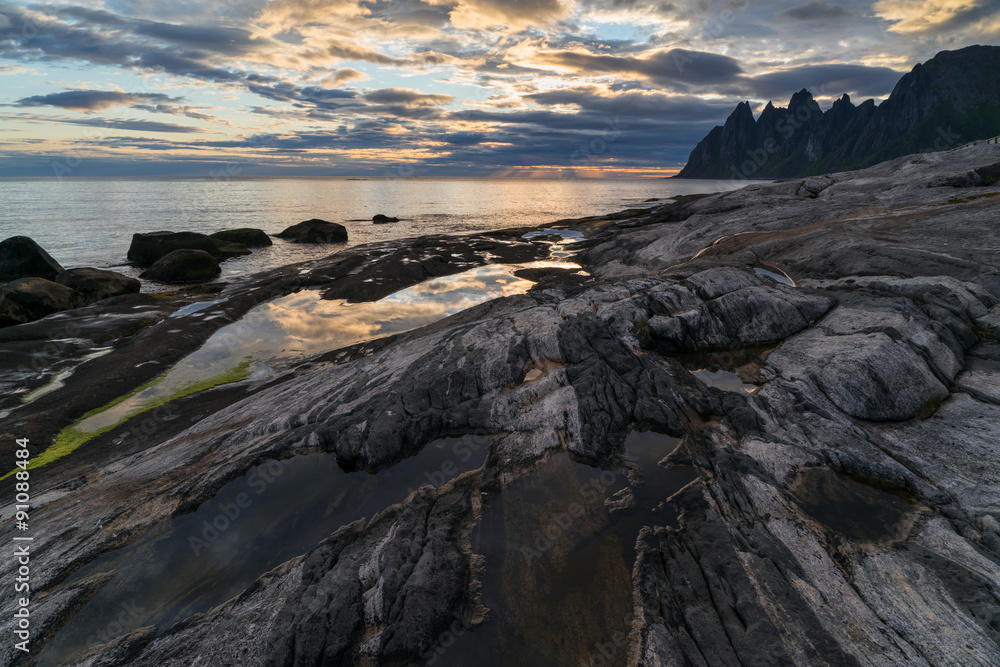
[140,249,221,283]
[372,214,400,224]
[128,231,221,267]
[55,267,140,302]
[0,236,64,281]
[0,277,86,327]
[210,228,272,247]
[276,219,349,243]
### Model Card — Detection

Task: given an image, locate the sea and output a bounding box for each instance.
[0,177,744,283]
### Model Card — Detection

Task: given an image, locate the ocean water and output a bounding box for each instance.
[0,177,742,281]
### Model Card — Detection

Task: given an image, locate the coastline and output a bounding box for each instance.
[2,143,1000,665]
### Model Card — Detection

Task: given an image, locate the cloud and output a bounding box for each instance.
[874,0,1000,34]
[71,118,207,133]
[253,0,366,35]
[14,90,181,111]
[744,64,903,100]
[525,85,735,121]
[130,22,260,56]
[425,0,570,29]
[779,1,851,22]
[363,87,454,106]
[533,48,745,86]
[9,113,205,133]
[321,68,368,86]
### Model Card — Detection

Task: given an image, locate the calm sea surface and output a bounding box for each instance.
[0,177,743,282]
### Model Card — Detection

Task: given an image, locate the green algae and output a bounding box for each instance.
[2,358,252,479]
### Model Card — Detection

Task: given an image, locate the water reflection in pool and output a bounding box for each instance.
[77,261,576,433]
[38,434,492,666]
[440,431,696,667]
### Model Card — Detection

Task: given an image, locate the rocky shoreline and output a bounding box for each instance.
[2,144,1000,666]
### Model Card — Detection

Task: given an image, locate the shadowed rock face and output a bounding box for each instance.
[4,145,1000,667]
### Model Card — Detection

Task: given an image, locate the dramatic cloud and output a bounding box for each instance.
[0,0,990,176]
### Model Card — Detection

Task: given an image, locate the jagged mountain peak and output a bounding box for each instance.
[675,45,1000,179]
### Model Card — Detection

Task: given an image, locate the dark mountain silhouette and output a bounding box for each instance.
[675,45,1000,179]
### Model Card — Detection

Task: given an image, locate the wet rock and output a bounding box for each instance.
[372,214,400,224]
[209,228,272,247]
[276,218,348,243]
[127,231,221,267]
[0,277,86,327]
[212,240,252,260]
[110,485,481,667]
[0,235,64,281]
[139,249,221,283]
[55,268,140,302]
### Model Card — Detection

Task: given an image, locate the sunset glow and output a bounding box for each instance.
[0,0,994,177]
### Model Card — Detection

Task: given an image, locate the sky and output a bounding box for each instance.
[0,0,997,178]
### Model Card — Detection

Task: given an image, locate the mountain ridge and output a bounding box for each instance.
[675,44,1000,179]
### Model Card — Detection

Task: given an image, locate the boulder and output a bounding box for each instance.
[139,249,221,283]
[127,231,221,267]
[276,219,349,244]
[0,236,64,281]
[209,228,272,247]
[0,277,86,327]
[55,268,140,302]
[213,240,252,260]
[372,215,400,224]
